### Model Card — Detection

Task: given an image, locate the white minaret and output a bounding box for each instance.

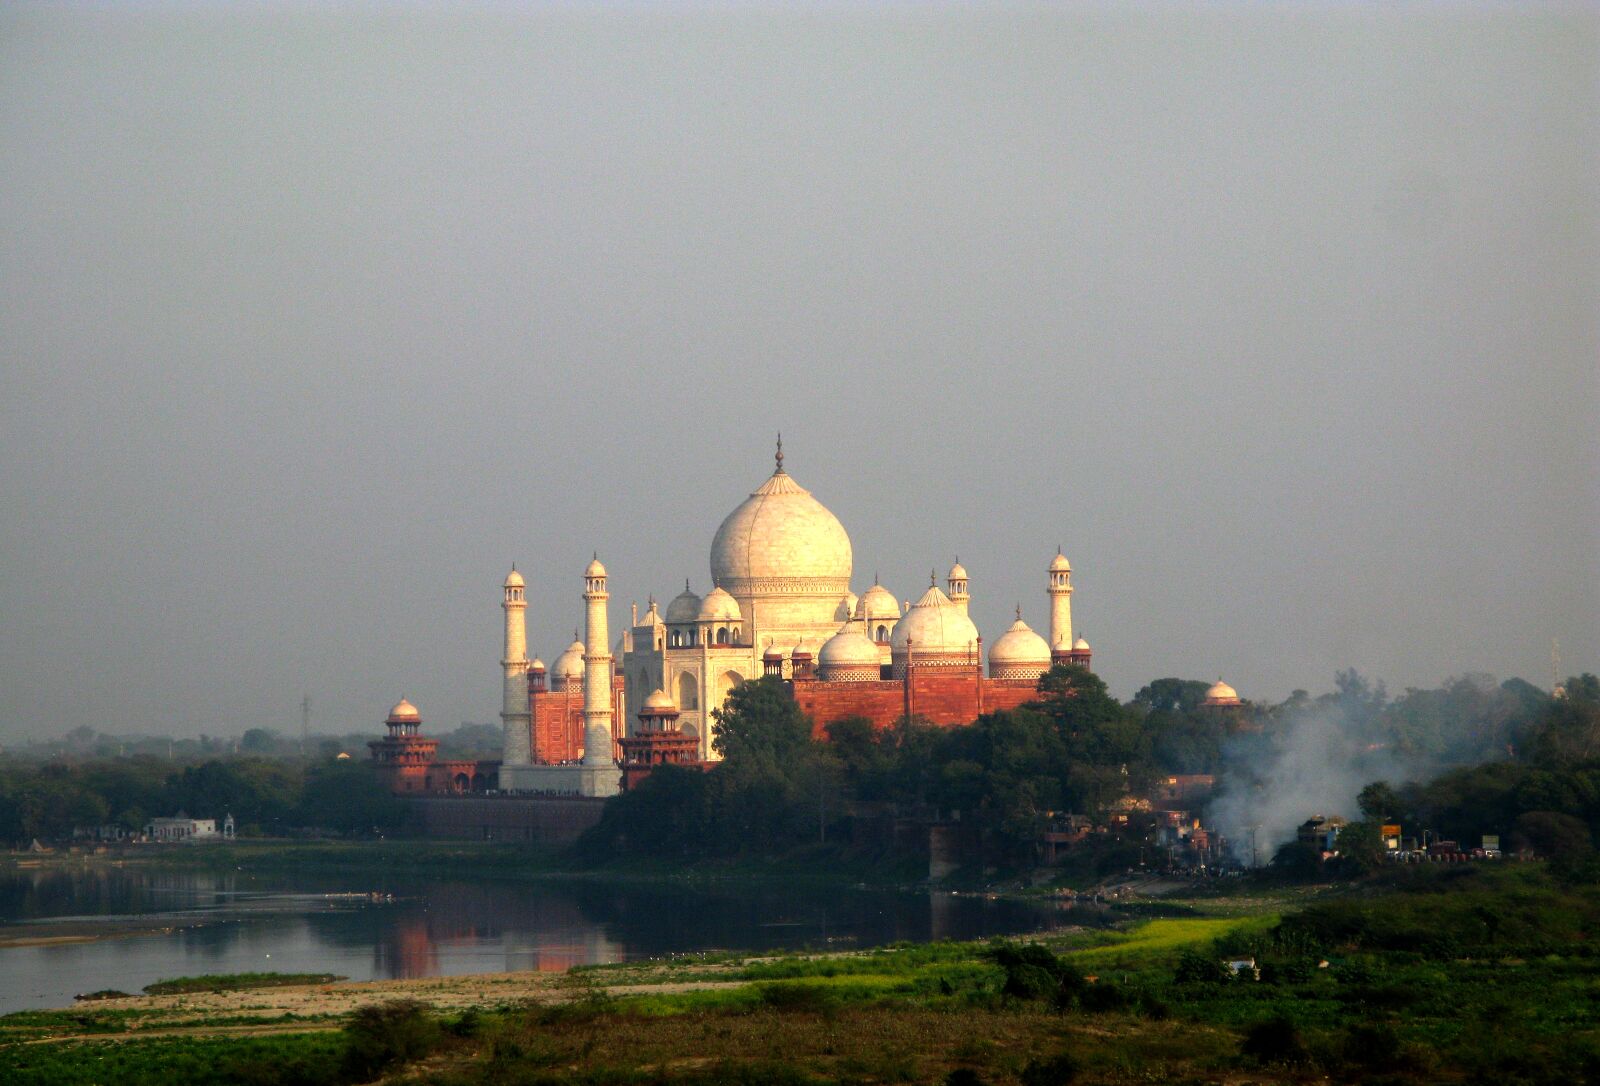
[501,567,532,766]
[581,555,615,768]
[947,559,969,615]
[1048,549,1073,655]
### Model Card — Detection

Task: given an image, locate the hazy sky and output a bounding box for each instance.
[2,3,1596,743]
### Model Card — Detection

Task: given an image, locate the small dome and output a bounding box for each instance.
[504,567,524,588]
[989,617,1051,671]
[1050,551,1071,573]
[818,623,882,670]
[1073,636,1091,651]
[642,688,677,712]
[890,583,980,657]
[386,698,421,723]
[585,556,607,578]
[665,583,701,625]
[1203,679,1241,706]
[697,585,742,623]
[529,657,546,671]
[552,640,586,682]
[948,561,968,582]
[855,581,900,622]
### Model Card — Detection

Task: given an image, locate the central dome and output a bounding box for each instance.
[709,466,852,595]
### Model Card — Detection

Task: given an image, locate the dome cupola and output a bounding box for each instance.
[551,635,586,689]
[664,581,701,625]
[1203,679,1241,707]
[889,576,981,676]
[709,441,852,601]
[855,579,900,642]
[817,622,883,682]
[988,608,1051,680]
[697,585,742,624]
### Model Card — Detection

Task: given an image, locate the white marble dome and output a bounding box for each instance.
[1203,679,1241,706]
[585,556,607,578]
[386,698,421,723]
[890,583,980,660]
[989,616,1051,678]
[642,688,677,711]
[551,639,585,685]
[710,468,852,594]
[1050,551,1071,573]
[664,583,701,625]
[855,582,900,624]
[504,568,524,588]
[818,623,882,678]
[1073,636,1091,651]
[697,585,742,623]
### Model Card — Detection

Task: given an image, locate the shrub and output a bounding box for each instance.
[340,999,442,1080]
[1240,1014,1310,1066]
[1078,981,1129,1013]
[1020,1051,1081,1085]
[1174,949,1231,985]
[987,943,1086,1008]
[759,982,840,1016]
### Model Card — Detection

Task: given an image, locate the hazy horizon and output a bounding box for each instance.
[3,3,1596,742]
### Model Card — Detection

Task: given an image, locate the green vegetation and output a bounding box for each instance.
[5,863,1596,1084]
[142,973,344,995]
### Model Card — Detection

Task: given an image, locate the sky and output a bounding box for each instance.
[1,2,1596,743]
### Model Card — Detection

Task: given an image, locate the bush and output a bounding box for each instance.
[1240,1014,1310,1066]
[987,943,1086,1008]
[1174,950,1231,985]
[759,982,840,1016]
[341,999,442,1080]
[1020,1051,1081,1085]
[1078,981,1128,1013]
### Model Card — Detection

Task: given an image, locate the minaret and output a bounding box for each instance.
[581,555,615,768]
[501,567,531,766]
[1048,548,1073,658]
[947,559,969,615]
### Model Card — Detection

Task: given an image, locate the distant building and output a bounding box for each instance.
[494,445,1099,797]
[368,699,497,796]
[1297,815,1347,853]
[145,814,217,842]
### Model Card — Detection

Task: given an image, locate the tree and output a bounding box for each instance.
[1357,781,1402,822]
[1509,811,1593,863]
[239,728,279,755]
[1333,820,1386,876]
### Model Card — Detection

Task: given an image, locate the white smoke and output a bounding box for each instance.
[1208,704,1409,865]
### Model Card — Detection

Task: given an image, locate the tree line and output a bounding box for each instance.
[583,664,1600,875]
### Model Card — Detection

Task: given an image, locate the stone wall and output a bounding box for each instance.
[406,795,606,843]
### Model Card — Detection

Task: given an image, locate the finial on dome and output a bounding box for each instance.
[511,562,516,571]
[930,569,937,587]
[774,433,785,474]
[573,628,579,641]
[1015,603,1022,621]
[685,578,691,592]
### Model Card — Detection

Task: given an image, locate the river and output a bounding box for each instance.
[0,862,1085,1012]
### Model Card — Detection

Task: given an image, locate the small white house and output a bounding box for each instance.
[144,813,235,843]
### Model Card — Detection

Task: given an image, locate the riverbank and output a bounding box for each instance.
[29,838,937,891]
[5,866,1595,1084]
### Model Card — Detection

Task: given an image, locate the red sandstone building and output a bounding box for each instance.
[369,698,497,795]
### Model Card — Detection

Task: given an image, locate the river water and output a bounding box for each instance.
[0,863,1082,1013]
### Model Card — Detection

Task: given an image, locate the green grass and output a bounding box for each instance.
[1067,915,1277,965]
[0,1032,346,1086]
[142,972,343,995]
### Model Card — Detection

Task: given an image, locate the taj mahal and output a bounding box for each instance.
[494,441,1092,797]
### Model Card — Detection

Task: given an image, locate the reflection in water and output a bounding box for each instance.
[0,865,1084,1012]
